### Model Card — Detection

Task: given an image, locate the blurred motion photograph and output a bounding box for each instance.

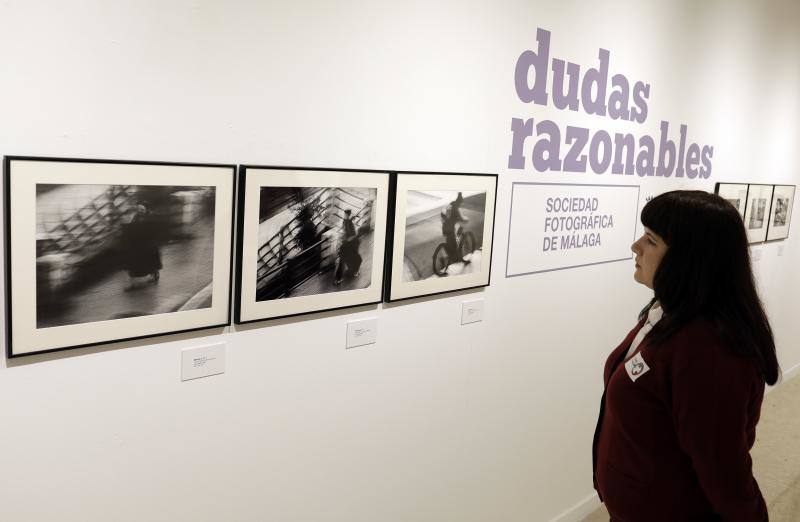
[36,183,216,328]
[774,197,789,227]
[255,186,376,301]
[748,197,767,230]
[766,185,796,241]
[402,190,486,282]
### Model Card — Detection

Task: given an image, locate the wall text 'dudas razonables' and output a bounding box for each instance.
[509,27,714,179]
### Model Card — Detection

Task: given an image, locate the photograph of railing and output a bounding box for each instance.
[234,167,389,324]
[255,186,376,301]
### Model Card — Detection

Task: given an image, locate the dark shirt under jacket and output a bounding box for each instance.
[593,318,768,521]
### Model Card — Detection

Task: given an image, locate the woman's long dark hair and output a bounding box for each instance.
[638,190,780,385]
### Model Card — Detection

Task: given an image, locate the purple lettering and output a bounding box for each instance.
[700,145,714,178]
[552,59,581,111]
[675,124,688,177]
[685,143,701,178]
[508,118,534,169]
[514,28,550,105]
[656,121,676,177]
[581,48,610,117]
[631,82,650,124]
[589,130,613,174]
[636,135,655,177]
[563,126,589,172]
[607,74,631,121]
[532,120,562,172]
[612,133,636,175]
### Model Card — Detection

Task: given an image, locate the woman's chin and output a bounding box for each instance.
[633,271,650,288]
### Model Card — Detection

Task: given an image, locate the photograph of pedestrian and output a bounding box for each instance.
[335,208,362,285]
[255,186,375,301]
[236,167,390,323]
[743,184,774,244]
[35,183,216,328]
[385,172,497,302]
[774,198,788,227]
[766,185,795,241]
[401,190,486,282]
[6,157,235,357]
[122,202,164,283]
[748,198,766,230]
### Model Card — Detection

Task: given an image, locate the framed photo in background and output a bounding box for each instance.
[714,182,749,220]
[4,156,235,358]
[766,185,795,241]
[235,166,390,323]
[384,171,497,302]
[743,184,774,244]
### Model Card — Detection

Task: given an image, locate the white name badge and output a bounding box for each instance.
[625,353,650,382]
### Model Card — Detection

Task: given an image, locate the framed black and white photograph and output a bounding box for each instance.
[384,172,497,302]
[714,182,749,219]
[235,166,390,323]
[5,156,235,357]
[766,185,795,242]
[743,183,774,244]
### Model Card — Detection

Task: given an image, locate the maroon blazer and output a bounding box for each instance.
[592,318,768,521]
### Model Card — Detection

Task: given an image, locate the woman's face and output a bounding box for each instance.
[631,227,668,289]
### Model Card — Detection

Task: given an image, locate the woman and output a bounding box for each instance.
[334,209,361,285]
[592,190,779,521]
[122,203,162,285]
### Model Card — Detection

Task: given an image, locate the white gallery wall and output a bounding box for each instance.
[1,1,799,521]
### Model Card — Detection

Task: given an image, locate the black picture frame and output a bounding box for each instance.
[765,184,795,242]
[234,165,391,324]
[383,171,498,303]
[4,155,236,358]
[742,183,775,244]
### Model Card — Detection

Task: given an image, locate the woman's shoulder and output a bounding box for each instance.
[669,318,721,346]
[660,318,761,380]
